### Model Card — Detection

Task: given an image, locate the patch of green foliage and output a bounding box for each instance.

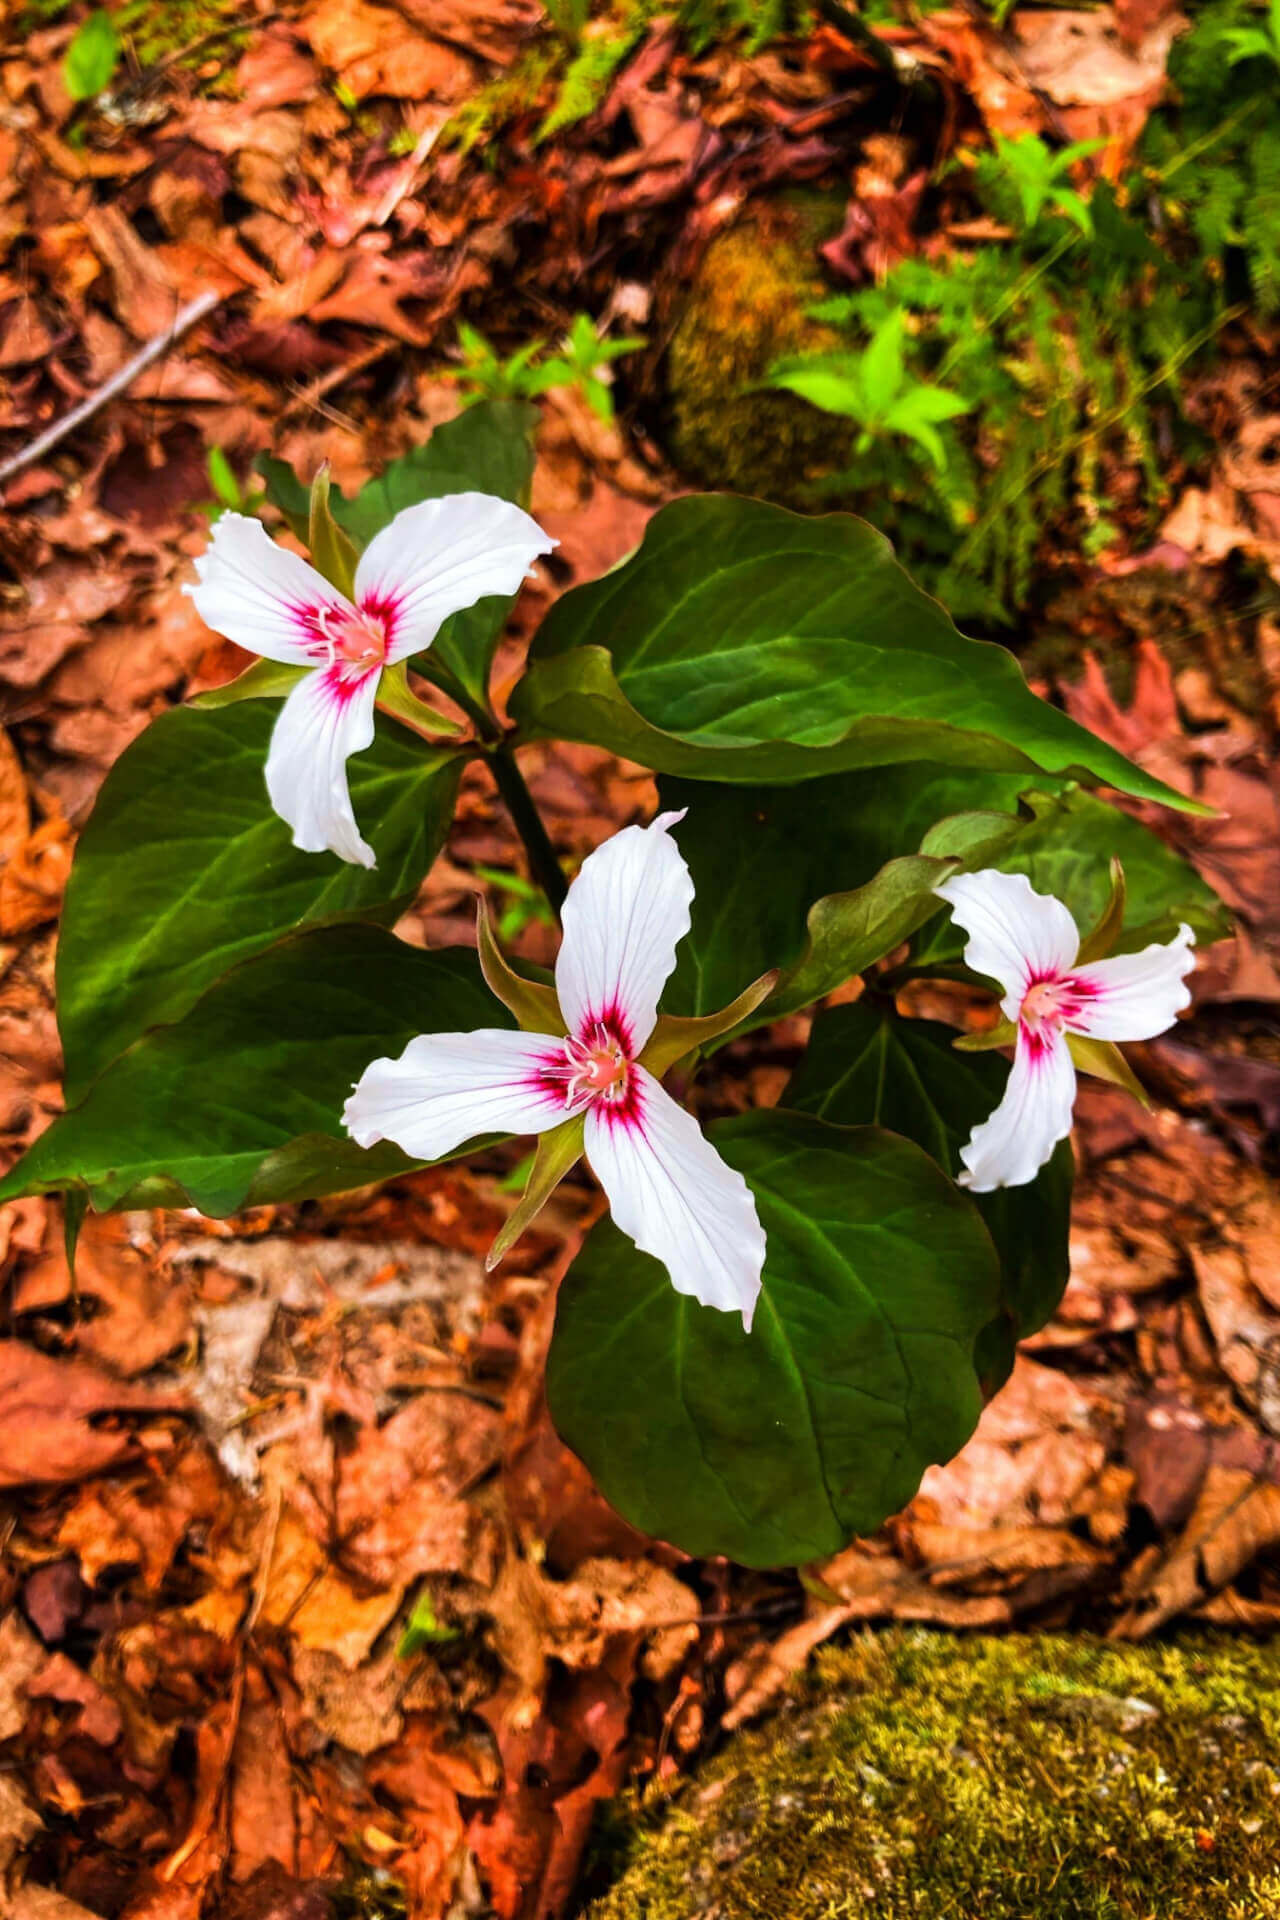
[40,0,249,93]
[585,1630,1280,1919]
[756,1,1280,620]
[445,0,809,150]
[446,314,645,422]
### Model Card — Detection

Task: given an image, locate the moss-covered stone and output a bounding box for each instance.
[665,195,853,505]
[585,1631,1280,1918]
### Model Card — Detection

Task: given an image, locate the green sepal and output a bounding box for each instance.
[191,658,308,708]
[1074,857,1126,966]
[476,898,564,1036]
[639,971,779,1078]
[1066,1032,1151,1108]
[954,1019,1018,1052]
[308,464,360,598]
[375,661,465,739]
[485,1115,585,1271]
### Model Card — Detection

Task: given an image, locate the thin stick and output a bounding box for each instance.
[0,288,222,489]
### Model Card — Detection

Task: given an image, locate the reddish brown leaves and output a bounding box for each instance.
[0,1343,186,1489]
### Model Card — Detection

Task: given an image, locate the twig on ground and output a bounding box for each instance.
[0,288,223,490]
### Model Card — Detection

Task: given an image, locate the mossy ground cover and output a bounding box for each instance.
[585,1631,1280,1918]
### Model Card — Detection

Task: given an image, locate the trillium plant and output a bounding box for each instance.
[4,402,1228,1567]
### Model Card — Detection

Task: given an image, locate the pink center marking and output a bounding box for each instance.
[531,1018,644,1127]
[1020,970,1099,1038]
[315,604,390,674]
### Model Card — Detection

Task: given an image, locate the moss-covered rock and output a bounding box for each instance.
[585,1631,1280,1918]
[665,195,852,505]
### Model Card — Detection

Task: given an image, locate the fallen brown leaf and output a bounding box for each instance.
[0,1342,186,1488]
[1114,1463,1280,1635]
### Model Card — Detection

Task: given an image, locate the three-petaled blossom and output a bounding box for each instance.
[187,497,554,868]
[934,869,1196,1191]
[344,812,769,1328]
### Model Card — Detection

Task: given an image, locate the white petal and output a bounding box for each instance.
[935,869,1080,1021]
[1069,923,1196,1041]
[584,1069,766,1329]
[354,493,556,664]
[186,512,352,665]
[957,1025,1076,1192]
[555,811,693,1056]
[344,1029,574,1158]
[266,665,379,868]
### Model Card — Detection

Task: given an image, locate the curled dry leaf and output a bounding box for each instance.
[1193,1241,1280,1437]
[919,1354,1114,1529]
[0,810,74,938]
[0,1342,186,1489]
[0,725,29,859]
[302,0,475,102]
[1114,1464,1280,1636]
[11,1211,190,1376]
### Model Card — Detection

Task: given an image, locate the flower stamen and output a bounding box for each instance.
[312,603,390,674]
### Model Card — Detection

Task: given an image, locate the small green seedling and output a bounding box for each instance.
[64,9,121,100]
[769,311,971,471]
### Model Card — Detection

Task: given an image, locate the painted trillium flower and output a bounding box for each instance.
[344,812,770,1328]
[186,494,554,868]
[934,868,1196,1191]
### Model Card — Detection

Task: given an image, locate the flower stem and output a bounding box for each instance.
[487,744,569,918]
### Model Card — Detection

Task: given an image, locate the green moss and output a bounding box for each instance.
[585,1632,1280,1918]
[665,197,854,506]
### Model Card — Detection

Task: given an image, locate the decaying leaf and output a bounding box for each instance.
[0,1342,185,1488]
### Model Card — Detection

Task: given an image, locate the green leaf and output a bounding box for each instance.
[658,771,1025,1021]
[511,497,1203,809]
[860,311,907,407]
[767,355,867,418]
[911,785,1229,973]
[485,1115,585,1270]
[259,401,538,707]
[56,704,464,1100]
[207,447,242,510]
[638,970,779,1077]
[64,10,120,99]
[785,1002,1073,1369]
[476,898,563,1036]
[307,466,359,597]
[547,1109,1000,1567]
[0,928,505,1217]
[192,659,308,708]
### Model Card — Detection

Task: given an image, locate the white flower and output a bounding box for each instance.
[344,812,768,1328]
[934,868,1196,1191]
[186,497,554,867]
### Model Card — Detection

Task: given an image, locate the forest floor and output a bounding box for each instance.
[3,2,1280,1917]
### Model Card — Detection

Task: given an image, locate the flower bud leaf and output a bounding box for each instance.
[1074,857,1126,966]
[639,971,779,1079]
[307,464,360,598]
[485,1115,585,1271]
[476,898,564,1036]
[375,661,465,739]
[953,1019,1018,1052]
[1066,1032,1151,1108]
[191,658,308,708]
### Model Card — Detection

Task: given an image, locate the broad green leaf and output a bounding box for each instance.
[785,1002,1073,1379]
[259,400,538,707]
[511,496,1202,809]
[767,356,866,417]
[57,704,464,1100]
[659,770,1026,1021]
[64,10,119,99]
[0,928,505,1217]
[912,785,1229,973]
[547,1109,1000,1567]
